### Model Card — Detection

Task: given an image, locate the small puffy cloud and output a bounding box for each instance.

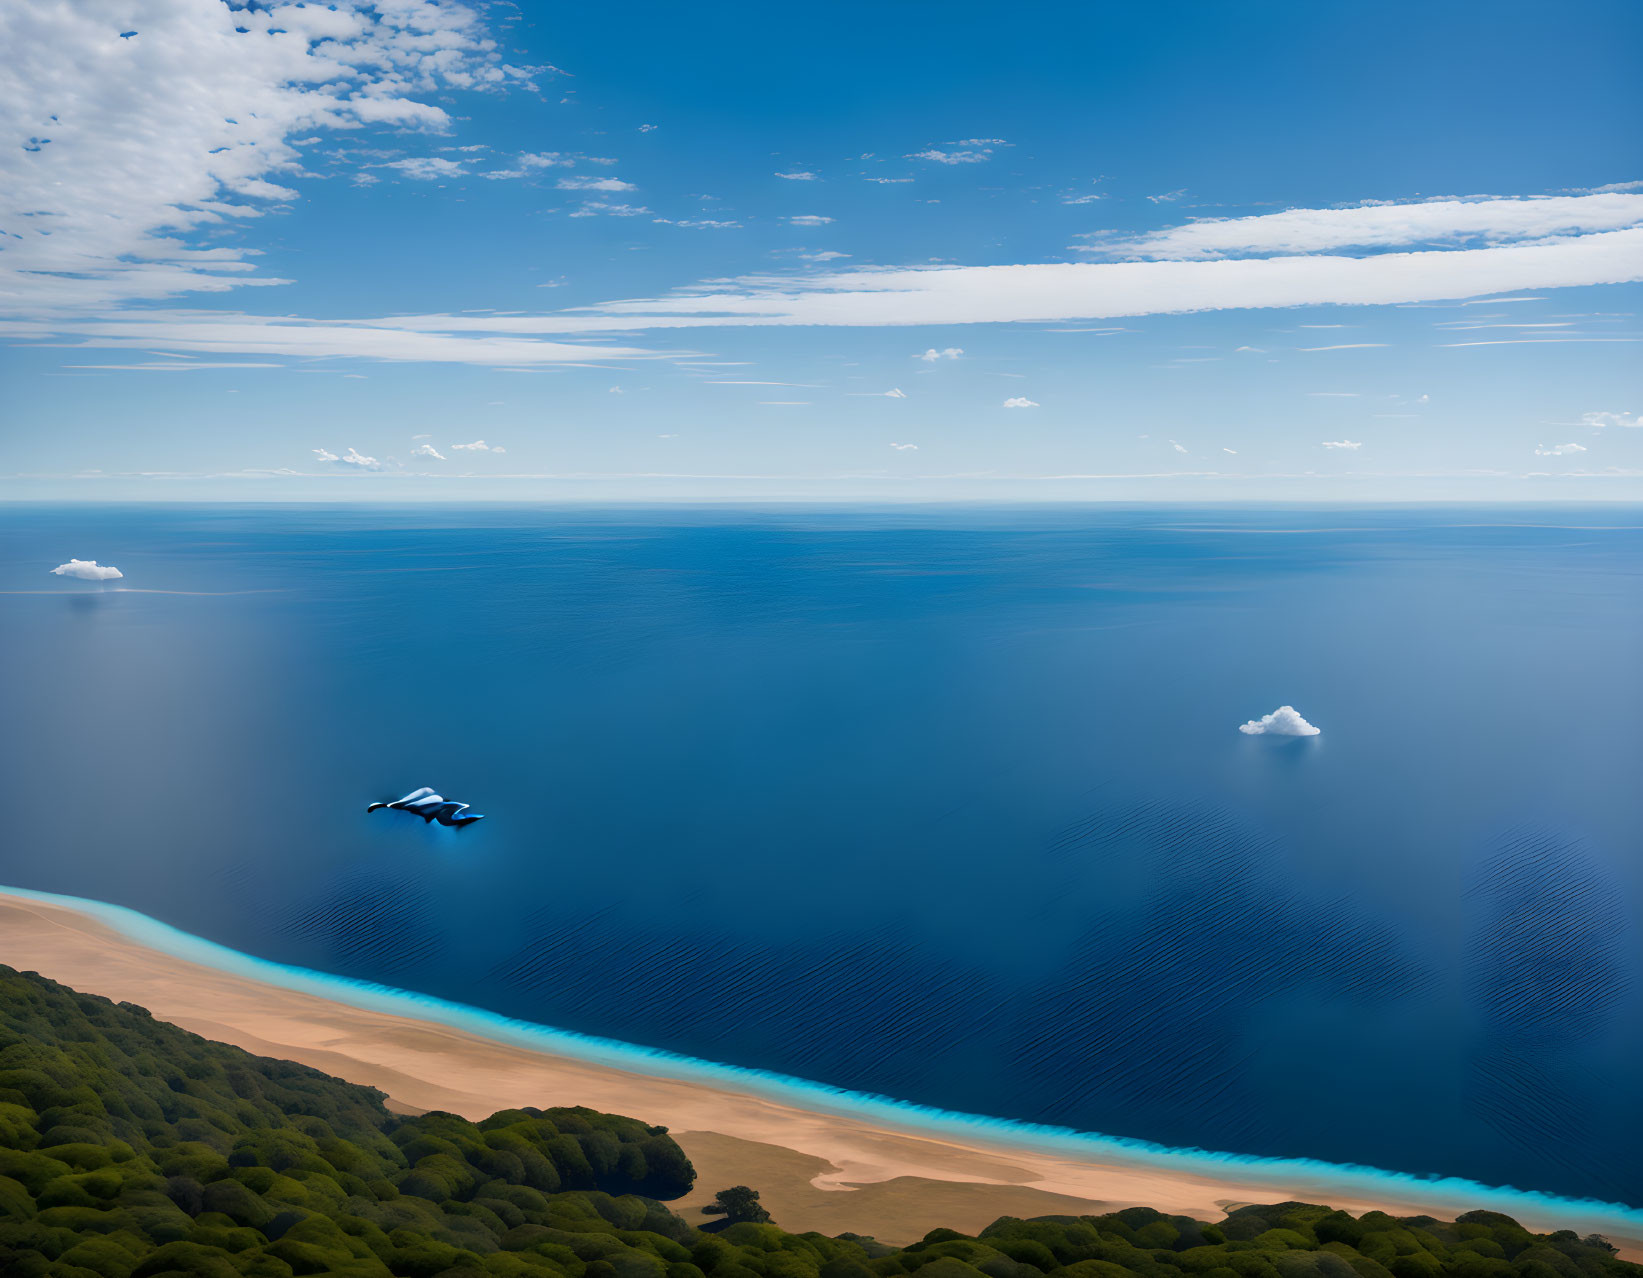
[890,442,918,450]
[451,440,504,453]
[776,171,817,181]
[1581,410,1639,429]
[608,385,624,394]
[1223,447,1238,454]
[383,157,466,181]
[799,250,850,261]
[849,387,908,399]
[411,443,445,459]
[557,175,636,192]
[1170,440,1188,453]
[907,138,1010,165]
[324,446,383,470]
[568,201,650,217]
[788,214,834,226]
[638,123,658,132]
[1322,440,1363,449]
[884,387,907,398]
[917,347,964,361]
[1147,189,1188,203]
[1239,705,1321,737]
[1003,396,1039,408]
[1535,442,1587,455]
[51,559,123,581]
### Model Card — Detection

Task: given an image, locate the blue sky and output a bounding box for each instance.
[2,0,1641,500]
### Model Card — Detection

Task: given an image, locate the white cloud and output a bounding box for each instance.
[906,139,1009,165]
[1003,397,1039,408]
[1535,443,1587,455]
[1097,195,1643,260]
[787,214,834,226]
[549,223,1643,332]
[1,312,657,365]
[1223,448,1238,454]
[638,123,658,132]
[849,387,907,398]
[567,201,650,218]
[0,0,530,314]
[1170,440,1188,453]
[1239,706,1321,736]
[314,446,383,470]
[890,442,918,450]
[1147,189,1187,203]
[17,192,1638,368]
[557,175,636,192]
[1581,410,1640,428]
[776,171,817,181]
[884,387,907,398]
[450,440,503,452]
[411,443,445,459]
[916,347,964,361]
[482,152,608,179]
[1322,440,1363,449]
[383,156,466,181]
[51,559,123,581]
[799,250,850,261]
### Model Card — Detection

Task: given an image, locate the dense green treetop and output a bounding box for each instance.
[1,965,1636,1278]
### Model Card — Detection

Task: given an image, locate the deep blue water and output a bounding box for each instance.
[2,504,1640,1207]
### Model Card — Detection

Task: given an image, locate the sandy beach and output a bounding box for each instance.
[1,888,1637,1255]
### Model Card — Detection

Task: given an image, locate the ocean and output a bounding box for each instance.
[2,504,1639,1208]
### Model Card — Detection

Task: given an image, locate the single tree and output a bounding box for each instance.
[703,1185,771,1224]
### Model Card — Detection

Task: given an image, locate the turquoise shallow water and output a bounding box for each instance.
[1,504,1640,1209]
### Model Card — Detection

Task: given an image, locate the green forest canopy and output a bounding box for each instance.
[0,965,1635,1278]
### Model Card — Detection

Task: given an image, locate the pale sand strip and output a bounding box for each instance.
[0,891,1637,1254]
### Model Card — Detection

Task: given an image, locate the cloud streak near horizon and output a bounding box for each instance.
[5,214,1639,365]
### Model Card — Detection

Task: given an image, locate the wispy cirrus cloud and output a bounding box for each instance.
[2,313,659,366]
[1085,195,1643,260]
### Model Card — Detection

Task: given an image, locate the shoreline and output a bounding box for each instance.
[1,885,1638,1253]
